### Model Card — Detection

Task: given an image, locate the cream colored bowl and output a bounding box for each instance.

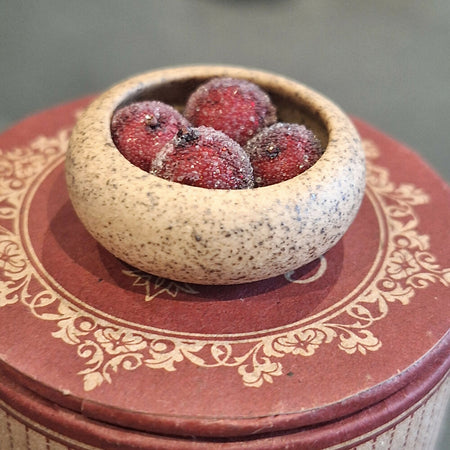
[65,65,365,285]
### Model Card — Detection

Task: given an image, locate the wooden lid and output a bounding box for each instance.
[0,97,448,446]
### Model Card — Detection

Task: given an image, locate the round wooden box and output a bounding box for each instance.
[0,97,448,449]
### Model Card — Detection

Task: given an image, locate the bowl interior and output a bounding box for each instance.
[112,76,329,151]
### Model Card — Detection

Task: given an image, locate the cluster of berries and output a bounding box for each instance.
[111,77,324,189]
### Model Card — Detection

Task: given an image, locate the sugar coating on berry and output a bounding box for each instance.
[245,123,324,187]
[184,78,277,146]
[111,101,190,172]
[151,126,254,189]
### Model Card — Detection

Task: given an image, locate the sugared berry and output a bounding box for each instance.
[111,101,190,172]
[184,78,277,146]
[244,123,324,187]
[151,126,254,189]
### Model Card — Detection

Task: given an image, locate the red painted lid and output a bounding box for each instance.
[0,98,449,446]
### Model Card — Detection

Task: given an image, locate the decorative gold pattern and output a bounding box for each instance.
[0,132,449,390]
[122,268,200,301]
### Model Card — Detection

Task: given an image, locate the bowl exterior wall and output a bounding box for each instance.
[66,66,366,284]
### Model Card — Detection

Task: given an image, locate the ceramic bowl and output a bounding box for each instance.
[65,65,365,285]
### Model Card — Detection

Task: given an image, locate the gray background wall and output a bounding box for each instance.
[1,1,449,447]
[1,0,449,182]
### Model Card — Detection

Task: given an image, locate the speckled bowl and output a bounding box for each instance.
[65,65,365,285]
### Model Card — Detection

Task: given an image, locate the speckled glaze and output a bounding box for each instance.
[65,65,365,285]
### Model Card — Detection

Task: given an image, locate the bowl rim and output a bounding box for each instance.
[81,64,359,197]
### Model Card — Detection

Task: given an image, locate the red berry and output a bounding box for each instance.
[151,126,254,189]
[244,123,324,187]
[184,78,277,146]
[111,101,190,172]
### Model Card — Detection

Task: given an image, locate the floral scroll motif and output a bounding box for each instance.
[0,132,449,390]
[0,130,69,220]
[0,227,32,307]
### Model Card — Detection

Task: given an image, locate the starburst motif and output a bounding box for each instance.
[122,268,199,301]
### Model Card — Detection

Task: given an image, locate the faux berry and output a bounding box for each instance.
[151,126,254,189]
[244,123,324,187]
[111,101,190,172]
[184,77,277,146]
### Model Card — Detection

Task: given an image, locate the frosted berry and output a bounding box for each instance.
[151,126,254,189]
[245,123,324,187]
[184,78,277,146]
[111,101,190,172]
